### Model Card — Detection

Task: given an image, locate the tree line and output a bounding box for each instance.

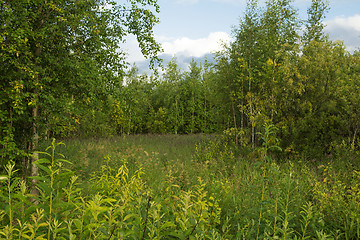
[1,0,360,175]
[111,0,360,157]
[218,0,360,155]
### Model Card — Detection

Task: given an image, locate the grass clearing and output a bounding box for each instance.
[54,134,216,191]
[2,134,360,239]
[57,133,360,239]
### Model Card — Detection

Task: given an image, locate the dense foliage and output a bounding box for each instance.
[0,0,161,173]
[2,0,360,169]
[109,0,360,156]
[1,134,360,239]
[217,0,360,154]
[1,0,360,237]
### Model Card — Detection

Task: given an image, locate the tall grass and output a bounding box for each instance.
[1,133,360,239]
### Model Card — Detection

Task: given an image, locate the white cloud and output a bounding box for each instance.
[325,14,360,51]
[161,32,232,57]
[122,35,147,62]
[122,32,232,63]
[326,14,360,32]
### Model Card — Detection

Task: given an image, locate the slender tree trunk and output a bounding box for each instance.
[246,30,255,147]
[249,54,255,148]
[232,97,238,146]
[241,82,244,130]
[240,80,245,146]
[31,104,39,198]
[30,39,42,195]
[23,141,31,179]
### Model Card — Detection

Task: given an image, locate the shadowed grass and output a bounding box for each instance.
[52,134,217,187]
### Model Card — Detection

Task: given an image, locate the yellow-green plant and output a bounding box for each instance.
[299,202,314,240]
[313,164,360,239]
[0,162,18,239]
[255,124,282,240]
[32,139,73,239]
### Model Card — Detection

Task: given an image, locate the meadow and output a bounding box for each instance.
[1,133,360,239]
[2,0,360,239]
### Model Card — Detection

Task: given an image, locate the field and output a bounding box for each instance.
[2,0,360,239]
[2,134,360,239]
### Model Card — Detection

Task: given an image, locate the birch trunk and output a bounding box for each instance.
[31,104,39,198]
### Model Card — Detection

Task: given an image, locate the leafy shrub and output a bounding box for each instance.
[0,140,228,239]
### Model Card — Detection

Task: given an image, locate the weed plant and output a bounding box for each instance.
[0,138,228,239]
[1,132,360,239]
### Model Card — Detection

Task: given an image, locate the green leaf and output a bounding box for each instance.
[100,197,117,205]
[166,232,183,239]
[10,179,19,191]
[35,234,47,240]
[0,176,8,181]
[123,213,138,222]
[269,146,282,152]
[34,158,51,165]
[58,158,72,165]
[73,219,83,230]
[160,221,176,230]
[37,182,51,195]
[36,151,51,158]
[37,164,51,175]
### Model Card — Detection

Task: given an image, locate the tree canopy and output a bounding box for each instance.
[0,0,161,174]
[1,0,360,174]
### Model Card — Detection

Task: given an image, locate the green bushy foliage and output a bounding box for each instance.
[192,126,360,239]
[2,134,360,239]
[0,139,229,239]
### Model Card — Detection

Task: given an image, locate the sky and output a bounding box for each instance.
[122,0,360,70]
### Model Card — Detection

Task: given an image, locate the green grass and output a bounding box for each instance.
[53,134,217,192]
[2,134,360,239]
[55,134,360,238]
[55,134,213,171]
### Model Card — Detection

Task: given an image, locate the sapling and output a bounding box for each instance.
[4,162,18,239]
[256,124,282,240]
[300,202,314,240]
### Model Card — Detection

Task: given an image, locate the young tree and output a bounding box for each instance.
[0,0,161,176]
[303,0,329,44]
[233,0,262,145]
[294,41,350,153]
[183,59,203,133]
[160,57,183,134]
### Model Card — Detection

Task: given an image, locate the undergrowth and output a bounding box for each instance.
[1,130,360,239]
[0,139,227,239]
